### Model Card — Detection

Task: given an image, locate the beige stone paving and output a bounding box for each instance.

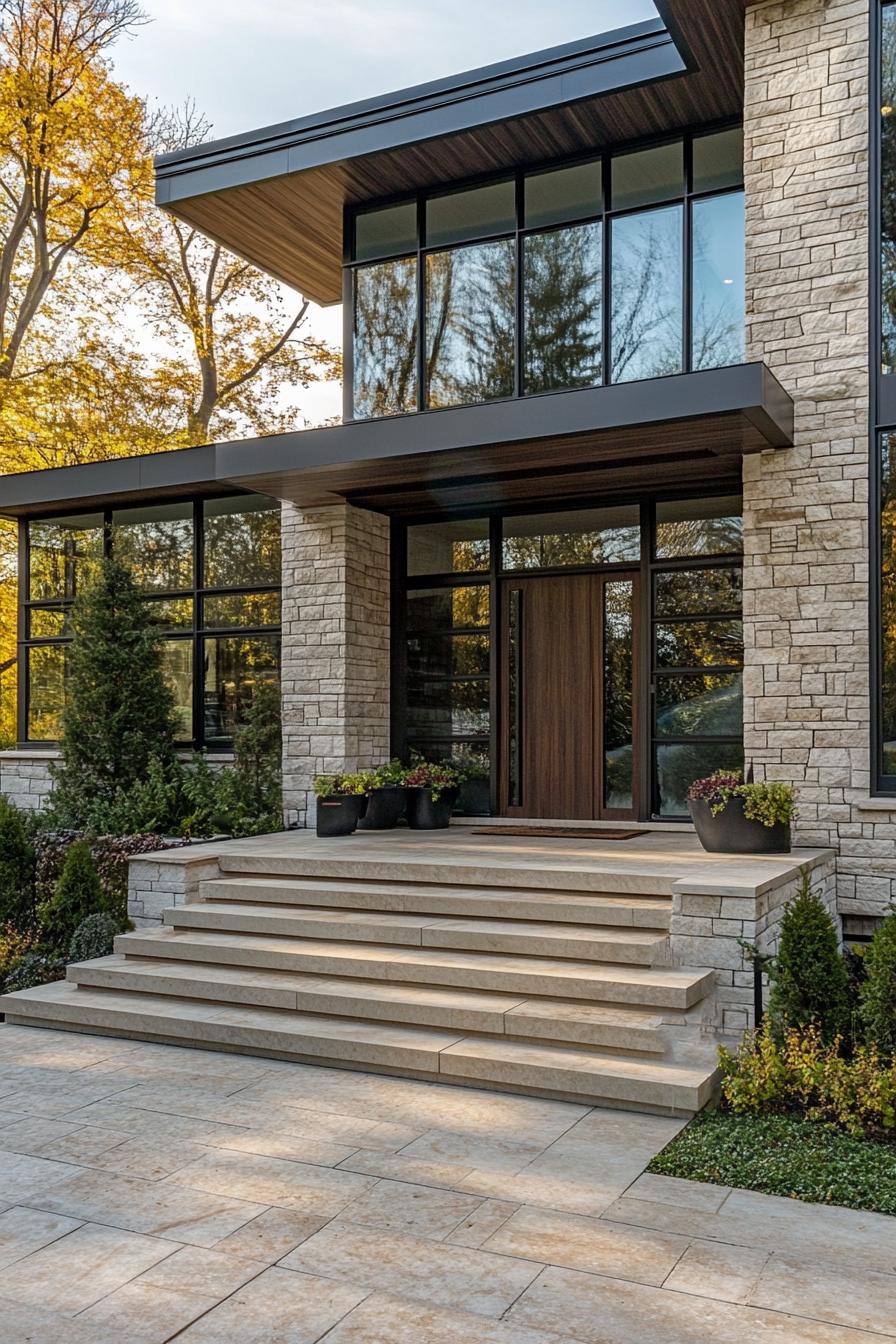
[0,1024,892,1343]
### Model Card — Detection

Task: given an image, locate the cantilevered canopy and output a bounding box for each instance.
[0,364,793,522]
[154,1,747,305]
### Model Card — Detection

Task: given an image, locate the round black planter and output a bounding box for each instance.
[316,795,364,838]
[357,786,407,830]
[405,786,459,830]
[688,797,791,855]
[458,777,490,817]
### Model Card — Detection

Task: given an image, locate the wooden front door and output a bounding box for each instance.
[499,573,639,820]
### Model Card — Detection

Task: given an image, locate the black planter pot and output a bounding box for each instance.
[458,777,490,817]
[316,795,364,838]
[688,797,791,855]
[357,786,407,830]
[405,786,459,830]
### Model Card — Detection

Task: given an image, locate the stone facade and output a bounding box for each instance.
[743,0,895,917]
[280,502,391,828]
[128,847,223,927]
[0,751,57,811]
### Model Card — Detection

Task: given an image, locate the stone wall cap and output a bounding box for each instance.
[0,750,61,761]
[672,848,834,899]
[855,797,896,812]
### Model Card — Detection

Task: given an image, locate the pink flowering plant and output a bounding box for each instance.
[403,761,461,802]
[687,770,795,829]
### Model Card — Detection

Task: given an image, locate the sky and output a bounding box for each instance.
[110,0,658,425]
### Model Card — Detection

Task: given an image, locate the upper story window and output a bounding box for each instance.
[348,127,745,422]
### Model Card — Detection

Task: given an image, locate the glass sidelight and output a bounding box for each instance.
[603,579,635,812]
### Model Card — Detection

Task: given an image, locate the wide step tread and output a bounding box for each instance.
[166,902,668,965]
[0,980,714,1111]
[115,927,712,1009]
[67,955,669,1050]
[200,877,671,929]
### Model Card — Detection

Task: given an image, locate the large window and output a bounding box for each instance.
[348,127,744,420]
[883,2,896,373]
[21,495,281,747]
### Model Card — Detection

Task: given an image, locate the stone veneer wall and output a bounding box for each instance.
[743,0,896,918]
[280,502,391,828]
[0,751,57,811]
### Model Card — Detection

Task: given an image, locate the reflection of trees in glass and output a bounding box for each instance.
[656,741,743,815]
[611,206,683,382]
[204,501,280,590]
[502,512,640,570]
[882,437,896,769]
[203,635,279,741]
[655,503,742,559]
[426,242,515,407]
[29,520,103,601]
[353,258,418,418]
[655,567,742,617]
[656,672,743,737]
[524,223,601,393]
[604,581,634,809]
[691,193,745,370]
[114,515,193,592]
[655,619,744,668]
[27,645,66,741]
[406,587,490,741]
[883,6,896,370]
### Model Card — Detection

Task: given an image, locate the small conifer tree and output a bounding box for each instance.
[232,678,282,822]
[768,873,851,1043]
[859,907,896,1055]
[0,797,34,927]
[50,556,179,828]
[40,841,106,952]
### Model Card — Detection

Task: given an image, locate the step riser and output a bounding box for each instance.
[115,933,707,1009]
[164,908,668,966]
[68,962,666,1052]
[199,879,672,930]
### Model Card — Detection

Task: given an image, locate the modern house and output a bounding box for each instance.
[0,0,889,1111]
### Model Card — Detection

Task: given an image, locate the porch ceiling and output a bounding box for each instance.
[154,1,747,305]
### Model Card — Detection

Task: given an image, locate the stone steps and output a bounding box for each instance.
[110,926,711,1008]
[163,901,670,965]
[66,954,670,1051]
[0,980,717,1112]
[200,876,672,929]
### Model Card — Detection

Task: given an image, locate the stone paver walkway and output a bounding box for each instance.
[0,1025,892,1342]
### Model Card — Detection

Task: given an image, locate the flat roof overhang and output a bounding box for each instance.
[0,364,793,522]
[154,0,747,305]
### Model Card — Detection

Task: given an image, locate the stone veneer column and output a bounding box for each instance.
[280,502,391,827]
[742,0,889,913]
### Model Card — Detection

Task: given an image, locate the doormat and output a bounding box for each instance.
[471,826,649,840]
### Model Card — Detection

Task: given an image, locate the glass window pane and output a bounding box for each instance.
[604,579,634,811]
[406,586,490,632]
[656,741,744,816]
[502,507,640,570]
[204,496,280,589]
[112,503,193,592]
[882,433,896,774]
[692,192,745,370]
[425,241,515,408]
[203,591,281,629]
[611,205,683,382]
[406,676,490,738]
[144,597,193,632]
[161,640,193,739]
[28,514,102,602]
[655,671,743,738]
[28,607,69,638]
[354,201,417,262]
[524,161,602,229]
[203,635,279,743]
[407,520,489,576]
[408,632,489,680]
[352,257,418,419]
[883,5,896,372]
[523,222,602,394]
[426,181,515,247]
[27,644,67,740]
[692,128,744,193]
[655,619,744,668]
[654,568,742,617]
[655,496,742,558]
[612,140,683,210]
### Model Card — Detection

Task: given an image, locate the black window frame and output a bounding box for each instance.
[344,120,745,424]
[18,493,282,751]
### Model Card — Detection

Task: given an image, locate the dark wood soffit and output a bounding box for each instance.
[164,0,745,305]
[221,410,757,517]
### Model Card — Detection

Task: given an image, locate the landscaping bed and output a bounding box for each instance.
[649,1110,896,1217]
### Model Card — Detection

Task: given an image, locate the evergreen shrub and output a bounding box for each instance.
[768,874,851,1044]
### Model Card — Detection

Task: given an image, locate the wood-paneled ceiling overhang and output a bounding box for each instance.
[154,0,747,305]
[0,364,793,523]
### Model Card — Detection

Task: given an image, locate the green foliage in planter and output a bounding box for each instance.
[313,772,371,798]
[48,557,179,830]
[687,771,795,827]
[768,874,850,1043]
[69,912,123,963]
[0,797,34,928]
[372,759,407,788]
[403,760,461,801]
[860,906,896,1056]
[648,1111,896,1216]
[39,840,109,954]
